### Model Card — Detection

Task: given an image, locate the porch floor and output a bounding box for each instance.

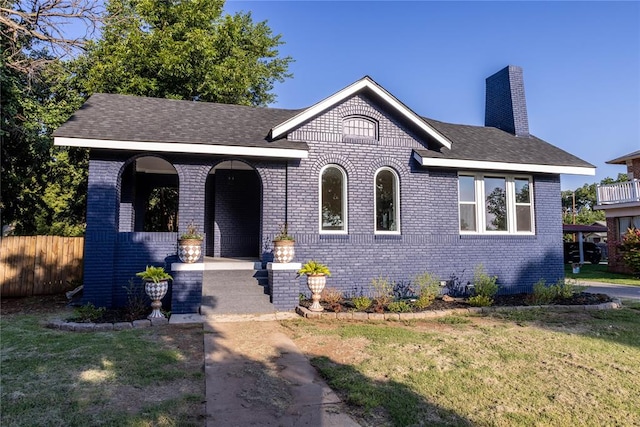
[202,256,263,271]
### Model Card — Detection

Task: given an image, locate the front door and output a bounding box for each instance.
[205,162,261,258]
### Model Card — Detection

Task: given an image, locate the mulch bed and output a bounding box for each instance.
[300,292,613,313]
[2,292,614,322]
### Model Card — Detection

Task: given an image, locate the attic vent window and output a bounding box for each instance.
[343,116,377,140]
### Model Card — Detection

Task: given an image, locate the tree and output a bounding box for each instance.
[1,50,87,235]
[1,0,104,73]
[77,0,292,105]
[561,174,629,225]
[2,0,293,234]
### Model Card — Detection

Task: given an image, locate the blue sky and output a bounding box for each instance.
[224,1,639,190]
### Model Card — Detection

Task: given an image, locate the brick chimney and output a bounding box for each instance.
[485,65,529,137]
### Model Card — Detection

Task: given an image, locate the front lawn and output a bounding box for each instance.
[284,303,640,426]
[0,297,205,426]
[565,263,640,286]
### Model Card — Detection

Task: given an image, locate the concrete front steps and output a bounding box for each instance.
[201,259,276,317]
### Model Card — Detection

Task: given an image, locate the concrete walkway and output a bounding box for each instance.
[203,318,360,427]
[581,281,640,301]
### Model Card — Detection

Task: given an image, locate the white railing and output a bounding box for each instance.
[596,179,640,205]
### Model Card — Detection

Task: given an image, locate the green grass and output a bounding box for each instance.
[284,306,640,426]
[565,263,640,286]
[0,313,205,426]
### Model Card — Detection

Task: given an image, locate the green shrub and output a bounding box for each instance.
[555,278,585,299]
[371,276,394,307]
[413,272,440,307]
[71,303,106,323]
[387,301,412,313]
[352,296,372,311]
[529,279,556,305]
[413,293,436,310]
[468,295,493,307]
[528,278,587,305]
[618,228,640,274]
[473,265,498,298]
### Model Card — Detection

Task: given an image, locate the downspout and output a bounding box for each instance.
[285,160,289,224]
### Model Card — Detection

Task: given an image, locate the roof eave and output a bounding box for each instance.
[54,137,309,159]
[269,76,453,149]
[413,151,596,175]
[605,150,640,165]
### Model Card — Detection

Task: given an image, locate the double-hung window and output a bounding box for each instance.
[320,165,347,233]
[458,173,534,234]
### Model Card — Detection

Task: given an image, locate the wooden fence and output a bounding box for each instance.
[1,236,84,297]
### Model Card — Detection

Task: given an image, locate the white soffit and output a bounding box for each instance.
[413,152,596,176]
[269,77,453,150]
[54,137,309,159]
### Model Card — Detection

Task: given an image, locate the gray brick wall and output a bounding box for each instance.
[83,93,563,311]
[282,95,562,296]
[269,268,299,310]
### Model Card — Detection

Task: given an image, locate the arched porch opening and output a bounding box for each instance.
[119,156,178,232]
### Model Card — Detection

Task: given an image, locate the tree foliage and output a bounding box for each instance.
[1,49,87,235]
[77,0,292,105]
[561,174,629,225]
[2,0,293,235]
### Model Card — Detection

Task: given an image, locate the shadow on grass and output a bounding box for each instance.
[0,312,205,426]
[311,355,473,426]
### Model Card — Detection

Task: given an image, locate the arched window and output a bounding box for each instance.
[375,167,400,233]
[343,116,377,139]
[319,165,347,233]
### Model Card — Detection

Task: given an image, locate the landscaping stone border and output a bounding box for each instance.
[46,317,169,332]
[295,299,623,320]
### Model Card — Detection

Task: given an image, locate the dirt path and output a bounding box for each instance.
[203,320,359,426]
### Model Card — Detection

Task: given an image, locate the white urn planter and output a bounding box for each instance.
[306,274,327,312]
[273,240,295,263]
[178,238,203,263]
[145,280,169,318]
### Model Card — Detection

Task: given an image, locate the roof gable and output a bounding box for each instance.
[269,76,453,150]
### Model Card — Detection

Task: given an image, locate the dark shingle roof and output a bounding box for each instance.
[53,93,306,150]
[417,118,594,168]
[606,149,640,165]
[54,92,594,170]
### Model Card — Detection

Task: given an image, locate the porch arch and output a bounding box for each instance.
[118,155,179,232]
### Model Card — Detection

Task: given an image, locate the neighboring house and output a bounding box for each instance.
[585,220,607,243]
[53,65,595,313]
[595,150,640,273]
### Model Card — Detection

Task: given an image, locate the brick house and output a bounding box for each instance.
[595,150,640,273]
[53,65,595,314]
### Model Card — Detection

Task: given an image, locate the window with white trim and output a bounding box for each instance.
[458,173,534,234]
[375,167,400,233]
[320,165,347,233]
[343,116,377,139]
